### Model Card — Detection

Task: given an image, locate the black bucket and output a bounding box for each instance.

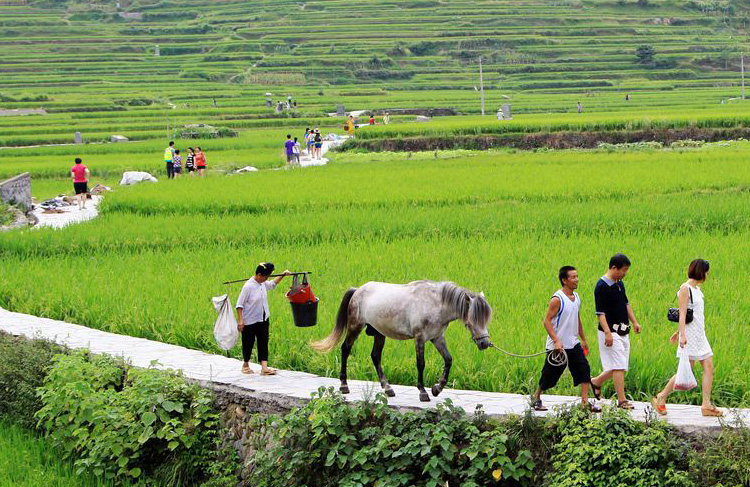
[290,300,318,327]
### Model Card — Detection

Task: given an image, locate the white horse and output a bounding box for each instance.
[311,280,492,402]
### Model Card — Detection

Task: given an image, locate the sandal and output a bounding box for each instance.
[583,402,602,413]
[532,399,548,412]
[260,368,277,376]
[618,400,635,410]
[701,405,723,417]
[590,381,602,400]
[241,365,254,375]
[651,397,667,416]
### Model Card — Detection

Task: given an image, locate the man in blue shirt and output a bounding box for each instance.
[284,134,295,164]
[589,253,643,410]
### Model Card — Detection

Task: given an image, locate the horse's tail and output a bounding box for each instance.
[311,287,357,353]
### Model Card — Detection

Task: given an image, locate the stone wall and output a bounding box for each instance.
[0,173,32,211]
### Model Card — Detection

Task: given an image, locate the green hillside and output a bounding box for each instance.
[0,0,749,147]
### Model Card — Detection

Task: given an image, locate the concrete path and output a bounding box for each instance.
[297,136,348,167]
[0,306,744,432]
[32,195,102,229]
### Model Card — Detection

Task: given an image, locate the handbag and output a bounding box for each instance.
[667,287,693,324]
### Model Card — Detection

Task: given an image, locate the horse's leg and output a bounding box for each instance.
[430,335,452,397]
[370,330,395,397]
[339,325,363,395]
[415,338,430,402]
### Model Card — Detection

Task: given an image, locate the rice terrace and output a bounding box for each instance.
[2,0,750,486]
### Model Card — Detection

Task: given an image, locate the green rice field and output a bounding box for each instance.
[2,141,750,407]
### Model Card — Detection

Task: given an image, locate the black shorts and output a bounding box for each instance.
[197,165,206,170]
[187,166,195,172]
[286,154,294,162]
[538,343,591,391]
[173,166,182,174]
[74,182,88,194]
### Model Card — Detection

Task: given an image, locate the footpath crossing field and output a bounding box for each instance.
[2,135,750,408]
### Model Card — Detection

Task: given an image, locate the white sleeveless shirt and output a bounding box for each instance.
[546,289,581,351]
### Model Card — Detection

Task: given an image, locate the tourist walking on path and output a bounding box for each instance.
[577,101,583,114]
[284,134,295,164]
[195,147,207,176]
[313,129,323,160]
[185,147,196,176]
[532,266,600,413]
[164,141,175,179]
[293,137,301,165]
[653,259,722,417]
[236,263,291,375]
[304,128,313,157]
[70,157,90,210]
[172,150,182,178]
[589,253,642,409]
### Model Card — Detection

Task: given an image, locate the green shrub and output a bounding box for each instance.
[547,406,692,487]
[0,333,62,428]
[248,387,534,487]
[36,352,219,485]
[688,415,750,486]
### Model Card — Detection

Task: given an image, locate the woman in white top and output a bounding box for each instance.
[653,259,722,417]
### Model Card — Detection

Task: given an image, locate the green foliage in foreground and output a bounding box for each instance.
[0,421,124,487]
[36,352,220,486]
[248,387,535,487]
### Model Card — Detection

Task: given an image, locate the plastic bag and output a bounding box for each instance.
[674,348,697,391]
[212,294,239,350]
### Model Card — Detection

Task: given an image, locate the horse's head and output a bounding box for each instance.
[466,292,492,350]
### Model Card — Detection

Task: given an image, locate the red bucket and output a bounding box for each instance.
[286,274,319,327]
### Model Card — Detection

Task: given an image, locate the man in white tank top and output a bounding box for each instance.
[532,266,600,412]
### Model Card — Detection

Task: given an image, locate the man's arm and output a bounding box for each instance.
[268,270,292,289]
[543,297,563,352]
[594,284,614,346]
[626,303,641,334]
[236,307,244,332]
[578,312,588,352]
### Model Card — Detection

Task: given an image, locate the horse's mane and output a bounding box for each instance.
[439,281,492,326]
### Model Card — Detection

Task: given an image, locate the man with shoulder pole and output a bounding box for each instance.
[590,253,642,409]
[532,266,600,413]
[236,262,291,375]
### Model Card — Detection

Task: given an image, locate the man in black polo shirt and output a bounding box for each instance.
[589,253,642,410]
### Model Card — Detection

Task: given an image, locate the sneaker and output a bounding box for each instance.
[532,399,548,411]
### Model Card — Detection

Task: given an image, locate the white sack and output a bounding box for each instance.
[674,348,697,391]
[120,171,158,185]
[212,294,239,350]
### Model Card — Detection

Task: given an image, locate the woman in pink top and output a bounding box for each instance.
[70,157,90,210]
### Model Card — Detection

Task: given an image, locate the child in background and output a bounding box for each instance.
[173,150,183,178]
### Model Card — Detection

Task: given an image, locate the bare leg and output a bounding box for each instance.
[591,369,613,388]
[657,375,677,406]
[580,383,589,403]
[430,335,452,397]
[370,332,394,397]
[415,338,429,402]
[612,370,626,403]
[532,387,542,402]
[339,327,362,394]
[700,357,715,408]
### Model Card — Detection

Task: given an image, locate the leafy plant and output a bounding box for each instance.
[248,387,534,487]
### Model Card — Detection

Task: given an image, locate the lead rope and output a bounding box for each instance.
[489,343,568,367]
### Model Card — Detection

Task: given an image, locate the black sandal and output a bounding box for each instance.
[532,399,548,412]
[618,400,635,410]
[590,381,602,400]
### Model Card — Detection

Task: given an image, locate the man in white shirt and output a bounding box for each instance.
[236,262,290,375]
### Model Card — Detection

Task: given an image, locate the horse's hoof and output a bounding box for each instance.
[340,385,350,394]
[419,391,431,402]
[384,387,395,397]
[431,384,442,397]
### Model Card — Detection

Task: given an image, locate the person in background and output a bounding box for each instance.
[313,128,323,160]
[304,128,313,157]
[293,137,301,165]
[236,263,291,375]
[346,116,355,135]
[383,112,390,125]
[172,149,182,178]
[284,134,295,165]
[70,157,90,210]
[589,253,642,410]
[195,146,207,177]
[532,266,600,413]
[186,147,196,176]
[577,101,583,114]
[653,259,722,417]
[164,141,175,179]
[369,115,375,125]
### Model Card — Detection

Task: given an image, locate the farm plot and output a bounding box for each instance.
[2,144,749,407]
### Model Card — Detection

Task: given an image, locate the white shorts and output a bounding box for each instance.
[598,330,630,371]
